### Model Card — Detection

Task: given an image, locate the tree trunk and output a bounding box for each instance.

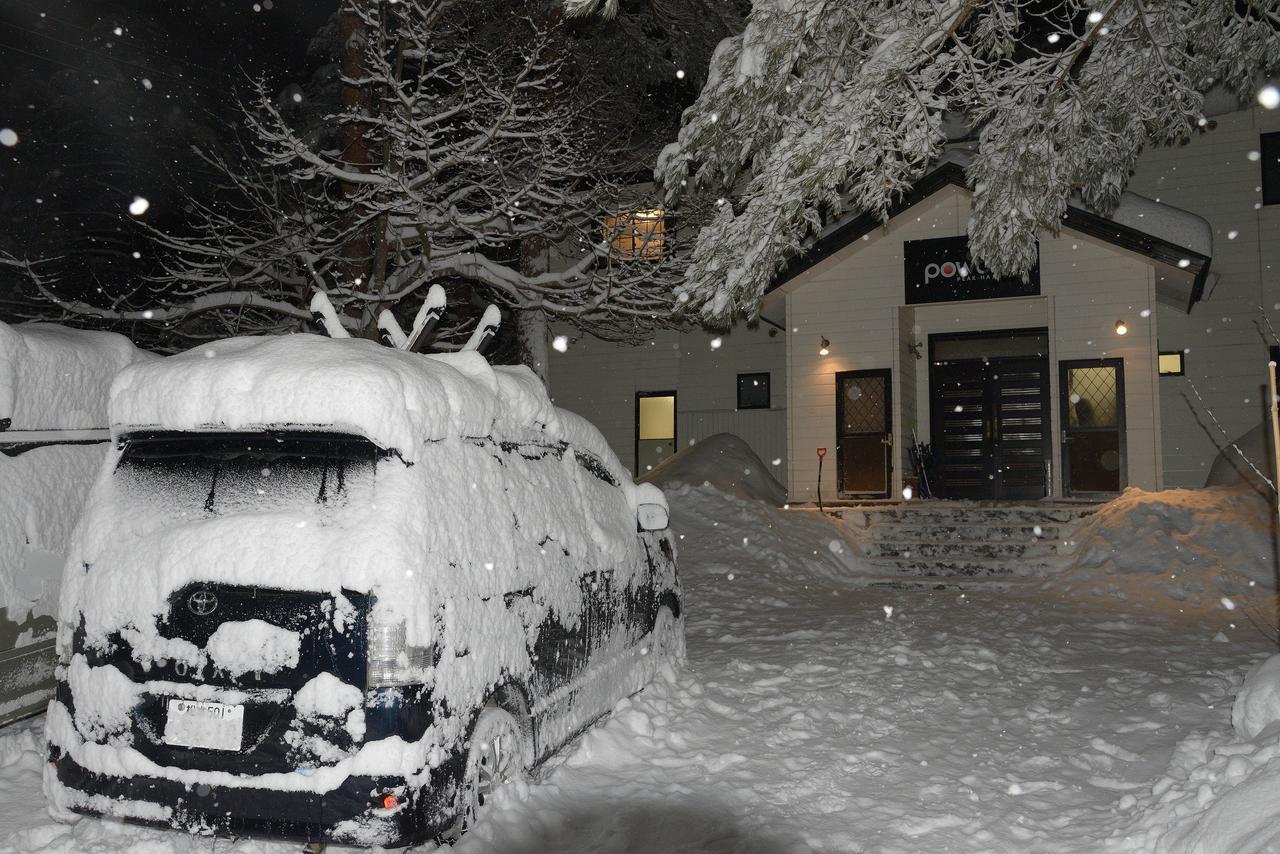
[338,0,376,335]
[517,308,550,387]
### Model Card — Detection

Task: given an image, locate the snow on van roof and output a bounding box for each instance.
[0,321,145,431]
[109,333,620,469]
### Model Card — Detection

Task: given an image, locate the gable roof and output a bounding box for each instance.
[768,158,1213,312]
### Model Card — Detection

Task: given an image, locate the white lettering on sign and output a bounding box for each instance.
[923,260,980,284]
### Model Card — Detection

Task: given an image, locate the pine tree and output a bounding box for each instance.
[656,0,1280,327]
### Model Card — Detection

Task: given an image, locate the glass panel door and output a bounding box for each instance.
[636,392,676,475]
[836,370,891,498]
[1060,360,1126,496]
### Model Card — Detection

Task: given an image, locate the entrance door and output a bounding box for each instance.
[635,391,676,475]
[835,370,892,498]
[931,333,1051,500]
[1060,359,1126,497]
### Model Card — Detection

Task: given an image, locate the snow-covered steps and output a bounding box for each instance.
[839,501,1101,580]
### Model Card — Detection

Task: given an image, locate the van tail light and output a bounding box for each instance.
[366,617,431,688]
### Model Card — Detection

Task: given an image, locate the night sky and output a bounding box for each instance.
[0,0,337,292]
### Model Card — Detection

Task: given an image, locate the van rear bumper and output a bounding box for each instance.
[50,749,466,847]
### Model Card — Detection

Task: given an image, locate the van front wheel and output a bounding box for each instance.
[650,604,686,666]
[443,707,525,843]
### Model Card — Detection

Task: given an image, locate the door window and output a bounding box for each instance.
[636,392,676,475]
[1061,360,1126,496]
[836,370,892,498]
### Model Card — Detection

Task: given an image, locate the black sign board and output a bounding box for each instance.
[904,235,1039,305]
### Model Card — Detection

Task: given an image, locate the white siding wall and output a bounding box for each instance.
[1127,107,1280,487]
[784,186,1160,502]
[547,324,787,481]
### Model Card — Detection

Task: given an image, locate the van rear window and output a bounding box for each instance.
[116,431,384,514]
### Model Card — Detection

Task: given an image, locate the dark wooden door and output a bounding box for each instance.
[1060,359,1126,497]
[836,369,892,498]
[932,358,1050,500]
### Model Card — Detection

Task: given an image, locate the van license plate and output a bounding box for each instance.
[163,699,245,751]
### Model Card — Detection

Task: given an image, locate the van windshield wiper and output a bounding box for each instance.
[203,461,221,513]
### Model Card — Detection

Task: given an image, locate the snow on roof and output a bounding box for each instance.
[939,148,1211,257]
[109,334,617,468]
[1096,191,1212,258]
[0,321,146,431]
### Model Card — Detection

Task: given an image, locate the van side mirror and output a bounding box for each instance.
[633,483,669,531]
[637,502,669,531]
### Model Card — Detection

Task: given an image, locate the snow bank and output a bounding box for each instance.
[1115,653,1280,854]
[1065,486,1276,596]
[1233,654,1280,740]
[640,433,787,506]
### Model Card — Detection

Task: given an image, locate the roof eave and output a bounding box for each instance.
[767,162,1212,313]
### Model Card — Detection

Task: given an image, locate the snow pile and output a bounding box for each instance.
[1,322,148,632]
[0,322,141,430]
[1114,653,1280,854]
[1233,654,1280,740]
[1064,486,1276,598]
[640,433,787,506]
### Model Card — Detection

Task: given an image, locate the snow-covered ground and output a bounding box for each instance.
[3,455,1279,852]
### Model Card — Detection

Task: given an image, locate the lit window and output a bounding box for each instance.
[604,208,666,260]
[737,372,770,409]
[1158,351,1185,376]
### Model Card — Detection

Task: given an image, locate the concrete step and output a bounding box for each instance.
[862,558,1054,577]
[861,540,1063,561]
[863,523,1066,543]
[856,575,1048,592]
[842,502,1100,528]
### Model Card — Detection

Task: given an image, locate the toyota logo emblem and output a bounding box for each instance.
[187,590,219,616]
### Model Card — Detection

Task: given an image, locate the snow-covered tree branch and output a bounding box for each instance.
[52,0,718,369]
[658,0,1280,327]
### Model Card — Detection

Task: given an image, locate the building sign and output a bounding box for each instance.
[904,236,1039,305]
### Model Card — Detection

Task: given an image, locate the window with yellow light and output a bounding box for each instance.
[604,208,666,260]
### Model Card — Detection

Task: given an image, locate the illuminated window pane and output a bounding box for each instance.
[605,209,666,260]
[1158,352,1185,376]
[638,395,675,440]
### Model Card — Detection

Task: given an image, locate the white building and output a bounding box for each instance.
[550,105,1280,503]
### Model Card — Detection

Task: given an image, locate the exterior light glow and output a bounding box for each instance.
[1114,320,1128,336]
[818,336,830,356]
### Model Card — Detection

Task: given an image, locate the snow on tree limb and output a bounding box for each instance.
[34,0,708,353]
[660,0,1280,327]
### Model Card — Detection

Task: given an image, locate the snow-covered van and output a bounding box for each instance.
[45,334,681,847]
[0,322,144,727]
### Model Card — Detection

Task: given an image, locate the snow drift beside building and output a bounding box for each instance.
[1065,486,1276,596]
[640,432,787,506]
